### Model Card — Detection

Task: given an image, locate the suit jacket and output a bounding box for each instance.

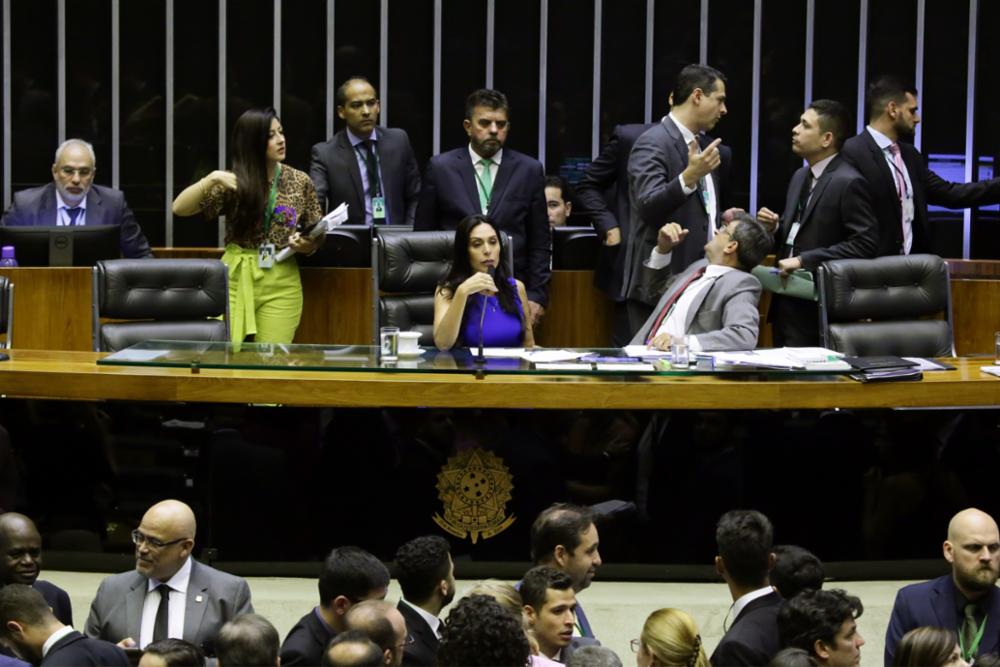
[34,580,73,627]
[770,155,878,347]
[630,259,761,352]
[309,126,421,224]
[1,183,152,259]
[884,575,1000,666]
[398,600,439,666]
[414,147,552,306]
[41,630,129,667]
[710,591,782,667]
[841,131,1000,256]
[280,607,336,667]
[84,558,254,651]
[574,123,655,301]
[626,116,731,303]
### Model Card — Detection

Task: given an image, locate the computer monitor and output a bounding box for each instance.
[297,224,375,268]
[552,225,599,270]
[0,225,121,267]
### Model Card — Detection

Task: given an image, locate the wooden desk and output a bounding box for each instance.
[1,350,997,410]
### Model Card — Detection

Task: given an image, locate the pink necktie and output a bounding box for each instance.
[888,144,907,215]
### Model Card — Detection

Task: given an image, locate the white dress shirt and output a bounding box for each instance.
[647,258,735,352]
[41,625,76,658]
[670,112,718,234]
[400,597,442,639]
[347,128,387,225]
[468,145,503,214]
[866,125,915,253]
[728,585,776,627]
[139,556,193,648]
[55,190,88,227]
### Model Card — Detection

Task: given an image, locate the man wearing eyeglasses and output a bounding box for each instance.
[0,138,152,259]
[84,499,253,652]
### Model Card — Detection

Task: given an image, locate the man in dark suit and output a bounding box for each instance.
[574,122,655,345]
[0,584,128,666]
[884,508,1000,666]
[0,514,72,626]
[393,536,454,666]
[216,614,280,667]
[779,589,866,667]
[710,510,783,666]
[415,88,551,324]
[279,546,390,666]
[1,139,152,258]
[84,499,254,651]
[757,100,878,346]
[841,76,1000,257]
[626,65,732,334]
[310,77,421,223]
[345,601,408,667]
[631,213,771,352]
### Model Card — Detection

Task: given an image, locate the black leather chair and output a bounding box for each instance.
[372,229,513,347]
[0,276,12,349]
[817,254,955,357]
[553,225,600,270]
[92,259,229,352]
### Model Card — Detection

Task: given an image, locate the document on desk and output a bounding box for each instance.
[535,362,594,371]
[521,350,589,363]
[981,366,1000,378]
[482,348,526,358]
[711,347,847,370]
[622,345,673,358]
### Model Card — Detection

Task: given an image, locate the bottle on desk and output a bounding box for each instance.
[0,246,16,267]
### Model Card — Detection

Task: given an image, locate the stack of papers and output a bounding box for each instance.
[277,202,350,262]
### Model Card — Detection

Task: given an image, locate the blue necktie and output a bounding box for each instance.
[65,207,83,226]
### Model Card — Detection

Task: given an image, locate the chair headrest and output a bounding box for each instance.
[821,254,949,320]
[96,259,228,320]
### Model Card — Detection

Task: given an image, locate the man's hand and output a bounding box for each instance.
[682,138,722,189]
[649,332,675,351]
[604,227,621,246]
[527,301,546,326]
[117,638,137,649]
[777,256,802,277]
[757,207,780,232]
[656,222,688,254]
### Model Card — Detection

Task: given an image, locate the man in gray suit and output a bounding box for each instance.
[631,212,771,352]
[625,64,732,334]
[310,77,421,223]
[84,499,253,651]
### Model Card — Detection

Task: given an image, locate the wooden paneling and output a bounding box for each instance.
[951,279,1000,355]
[0,268,93,351]
[297,268,373,345]
[0,351,998,410]
[534,271,614,347]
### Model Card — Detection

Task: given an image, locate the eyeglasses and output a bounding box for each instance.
[630,639,641,653]
[131,529,187,550]
[58,166,94,177]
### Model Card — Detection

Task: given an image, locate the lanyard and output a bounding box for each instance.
[959,613,988,662]
[354,142,383,197]
[262,164,282,237]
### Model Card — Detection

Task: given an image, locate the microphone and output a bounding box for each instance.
[475,266,496,363]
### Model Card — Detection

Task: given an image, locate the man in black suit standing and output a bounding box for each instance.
[0,584,128,666]
[393,536,455,666]
[757,99,878,346]
[710,510,783,667]
[0,514,72,626]
[310,77,421,223]
[574,122,655,345]
[626,65,732,333]
[841,76,1000,256]
[415,89,551,324]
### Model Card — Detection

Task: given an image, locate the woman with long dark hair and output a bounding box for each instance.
[172,107,321,344]
[893,627,968,667]
[433,214,534,350]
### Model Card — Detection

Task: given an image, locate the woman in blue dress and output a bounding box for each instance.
[433,214,535,350]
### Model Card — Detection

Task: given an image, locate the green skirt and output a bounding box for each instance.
[221,244,302,344]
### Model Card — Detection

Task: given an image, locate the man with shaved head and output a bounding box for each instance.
[84,499,253,651]
[344,600,408,666]
[884,507,1000,665]
[0,513,72,626]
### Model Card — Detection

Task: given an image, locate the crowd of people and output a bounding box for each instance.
[3,61,998,352]
[1,499,999,666]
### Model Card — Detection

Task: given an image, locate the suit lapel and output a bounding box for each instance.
[456,151,484,213]
[683,271,716,332]
[780,167,808,241]
[374,128,395,221]
[487,152,514,216]
[337,133,366,210]
[183,560,209,643]
[85,187,105,226]
[863,132,901,220]
[800,159,837,225]
[126,575,146,644]
[930,576,959,630]
[663,117,690,167]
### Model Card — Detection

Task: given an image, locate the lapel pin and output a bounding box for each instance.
[195,595,204,603]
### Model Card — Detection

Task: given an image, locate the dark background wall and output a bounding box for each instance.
[4,0,997,254]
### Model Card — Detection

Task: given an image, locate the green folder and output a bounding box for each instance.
[751,266,818,301]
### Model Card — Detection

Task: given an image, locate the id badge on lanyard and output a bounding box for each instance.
[259,164,282,269]
[258,243,276,269]
[372,196,386,219]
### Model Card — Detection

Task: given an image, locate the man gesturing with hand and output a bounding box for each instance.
[624,64,733,335]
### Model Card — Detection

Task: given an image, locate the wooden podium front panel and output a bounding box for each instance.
[0,267,93,351]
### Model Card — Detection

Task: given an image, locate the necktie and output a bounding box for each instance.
[961,602,979,659]
[361,140,381,198]
[152,584,170,642]
[476,158,493,212]
[645,265,707,344]
[888,143,910,253]
[65,207,83,226]
[797,172,814,219]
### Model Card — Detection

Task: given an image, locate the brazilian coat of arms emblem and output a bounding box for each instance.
[433,448,516,543]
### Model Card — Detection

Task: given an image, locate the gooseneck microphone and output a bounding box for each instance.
[475,266,496,363]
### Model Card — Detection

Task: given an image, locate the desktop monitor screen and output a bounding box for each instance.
[0,225,121,267]
[297,224,373,268]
